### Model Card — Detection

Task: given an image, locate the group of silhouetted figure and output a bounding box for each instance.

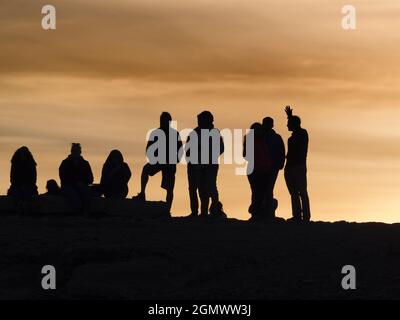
[244,106,310,222]
[5,106,310,222]
[8,144,132,213]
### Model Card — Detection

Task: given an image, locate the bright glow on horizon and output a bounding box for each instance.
[1,0,400,222]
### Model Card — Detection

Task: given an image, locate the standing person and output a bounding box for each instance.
[133,112,183,213]
[262,117,286,219]
[59,143,94,213]
[8,146,38,201]
[100,150,132,199]
[186,111,225,218]
[243,123,272,220]
[284,106,311,222]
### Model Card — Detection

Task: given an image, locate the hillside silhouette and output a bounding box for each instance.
[0,215,399,299]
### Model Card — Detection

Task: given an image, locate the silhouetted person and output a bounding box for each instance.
[59,143,94,213]
[44,179,60,196]
[262,117,286,218]
[100,150,132,199]
[243,123,272,220]
[133,112,183,213]
[284,106,311,222]
[186,111,225,217]
[7,146,38,201]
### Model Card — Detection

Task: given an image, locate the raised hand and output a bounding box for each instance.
[285,105,293,117]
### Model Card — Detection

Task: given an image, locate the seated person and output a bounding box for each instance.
[43,179,61,196]
[59,143,93,213]
[7,146,38,201]
[100,150,132,199]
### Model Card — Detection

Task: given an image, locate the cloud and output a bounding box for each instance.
[1,0,399,82]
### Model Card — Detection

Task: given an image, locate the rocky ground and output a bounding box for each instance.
[0,215,400,300]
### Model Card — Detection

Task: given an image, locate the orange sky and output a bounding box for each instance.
[1,0,400,222]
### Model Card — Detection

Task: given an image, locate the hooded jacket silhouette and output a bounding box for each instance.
[100,150,131,198]
[8,146,38,198]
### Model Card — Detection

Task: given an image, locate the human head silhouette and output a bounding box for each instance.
[262,117,274,131]
[71,143,82,157]
[160,112,172,130]
[250,122,264,137]
[287,116,301,132]
[197,111,214,129]
[11,146,36,165]
[107,149,124,166]
[46,179,60,194]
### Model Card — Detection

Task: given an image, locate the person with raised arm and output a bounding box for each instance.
[284,106,311,222]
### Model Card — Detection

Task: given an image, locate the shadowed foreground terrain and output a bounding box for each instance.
[0,216,400,300]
